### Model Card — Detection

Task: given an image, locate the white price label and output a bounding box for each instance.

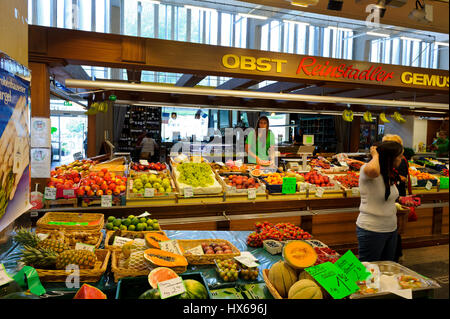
[148,170,158,175]
[36,233,50,240]
[425,181,433,191]
[112,236,133,247]
[101,195,113,207]
[158,276,186,299]
[63,189,75,198]
[234,255,259,268]
[144,188,155,198]
[137,211,151,218]
[44,187,57,200]
[352,187,360,196]
[315,187,324,198]
[185,245,204,255]
[184,187,194,198]
[216,162,225,167]
[411,176,418,187]
[0,264,14,286]
[299,183,307,192]
[248,188,256,200]
[159,240,183,255]
[75,242,95,253]
[139,160,149,166]
[410,167,417,171]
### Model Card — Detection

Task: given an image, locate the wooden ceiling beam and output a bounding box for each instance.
[256,82,307,93]
[175,74,206,87]
[216,78,262,90]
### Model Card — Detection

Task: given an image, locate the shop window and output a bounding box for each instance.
[269,21,281,52]
[221,13,233,47]
[141,0,156,38]
[235,16,247,48]
[261,23,269,51]
[267,113,289,143]
[124,0,138,36]
[174,6,187,41]
[296,24,307,55]
[283,22,295,53]
[219,110,230,129]
[159,4,172,40]
[161,107,209,142]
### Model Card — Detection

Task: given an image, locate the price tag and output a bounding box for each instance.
[139,160,149,166]
[248,188,256,200]
[282,177,297,194]
[334,250,371,282]
[159,240,183,255]
[158,276,186,299]
[234,255,259,268]
[216,161,225,167]
[315,187,325,198]
[299,183,307,192]
[185,245,204,255]
[101,195,113,207]
[63,189,75,198]
[351,187,360,196]
[36,233,50,240]
[184,187,194,198]
[411,176,418,187]
[112,236,133,247]
[137,211,151,218]
[0,264,14,286]
[74,242,95,253]
[410,167,417,171]
[148,170,158,175]
[144,188,155,197]
[425,181,433,190]
[44,187,56,200]
[305,262,360,299]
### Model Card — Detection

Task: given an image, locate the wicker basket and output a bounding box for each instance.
[105,230,167,251]
[262,269,282,299]
[35,228,104,249]
[36,212,104,232]
[176,239,241,265]
[111,250,187,283]
[34,249,110,282]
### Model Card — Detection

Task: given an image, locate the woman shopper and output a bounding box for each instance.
[356,141,405,262]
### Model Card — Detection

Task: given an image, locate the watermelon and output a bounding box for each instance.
[148,267,179,289]
[178,279,208,299]
[138,289,161,299]
[74,284,107,299]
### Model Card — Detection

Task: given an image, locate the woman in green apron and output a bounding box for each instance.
[245,116,276,165]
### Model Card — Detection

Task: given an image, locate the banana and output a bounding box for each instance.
[379,112,390,123]
[84,102,100,115]
[363,111,373,123]
[393,112,406,124]
[342,109,354,122]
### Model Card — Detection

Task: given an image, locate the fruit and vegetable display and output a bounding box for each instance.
[313,247,340,265]
[128,171,173,196]
[334,171,359,188]
[173,162,222,194]
[77,168,127,198]
[441,168,449,177]
[89,157,127,174]
[215,259,240,282]
[222,174,261,190]
[130,162,167,172]
[298,171,335,188]
[246,222,312,247]
[139,277,209,299]
[105,215,160,232]
[50,159,97,179]
[309,158,331,170]
[37,229,100,248]
[74,284,107,299]
[201,242,234,255]
[408,168,437,180]
[260,172,286,185]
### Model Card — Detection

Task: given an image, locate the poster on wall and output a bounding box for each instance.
[30,117,51,148]
[30,148,50,178]
[0,67,32,232]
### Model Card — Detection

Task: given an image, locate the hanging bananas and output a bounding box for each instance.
[84,101,110,115]
[392,112,406,123]
[379,112,391,123]
[363,111,374,123]
[342,109,354,122]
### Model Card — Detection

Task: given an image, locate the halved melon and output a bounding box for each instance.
[144,248,188,268]
[145,232,170,249]
[148,267,179,289]
[282,241,317,270]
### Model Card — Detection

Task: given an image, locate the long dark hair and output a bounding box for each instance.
[375,141,404,200]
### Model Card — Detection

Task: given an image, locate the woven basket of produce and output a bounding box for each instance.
[30,249,110,283]
[176,239,241,265]
[35,228,104,249]
[262,269,282,299]
[105,230,167,251]
[36,212,104,232]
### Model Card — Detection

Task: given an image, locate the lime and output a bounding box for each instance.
[107,216,115,223]
[139,217,147,224]
[131,218,139,225]
[113,219,122,227]
[152,223,160,230]
[105,222,113,230]
[136,223,146,231]
[113,226,119,230]
[120,225,127,231]
[152,219,158,223]
[128,225,136,231]
[128,215,135,220]
[122,218,132,227]
[146,224,154,231]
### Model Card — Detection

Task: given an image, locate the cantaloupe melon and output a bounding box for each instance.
[288,279,323,299]
[268,260,298,298]
[282,241,317,270]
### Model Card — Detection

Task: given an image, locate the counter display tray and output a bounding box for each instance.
[126,169,178,201]
[216,172,267,197]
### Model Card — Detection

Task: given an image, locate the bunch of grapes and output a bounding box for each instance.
[178,162,214,187]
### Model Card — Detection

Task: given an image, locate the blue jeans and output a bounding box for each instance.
[356,226,398,262]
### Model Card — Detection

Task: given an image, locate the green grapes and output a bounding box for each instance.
[178,163,214,187]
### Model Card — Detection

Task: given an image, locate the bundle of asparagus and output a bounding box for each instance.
[0,96,29,219]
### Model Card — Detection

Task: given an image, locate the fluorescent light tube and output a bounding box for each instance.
[327,26,352,32]
[283,19,310,26]
[184,5,216,13]
[238,13,268,20]
[435,42,449,47]
[366,31,390,38]
[400,36,421,42]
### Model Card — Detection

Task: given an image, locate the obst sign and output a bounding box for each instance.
[222,54,287,73]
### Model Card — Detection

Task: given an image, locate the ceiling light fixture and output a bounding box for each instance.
[408,0,432,24]
[366,31,390,38]
[237,13,268,20]
[283,19,310,26]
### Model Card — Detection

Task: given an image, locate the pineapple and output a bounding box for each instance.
[20,246,97,270]
[125,251,151,271]
[122,240,147,259]
[14,228,70,254]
